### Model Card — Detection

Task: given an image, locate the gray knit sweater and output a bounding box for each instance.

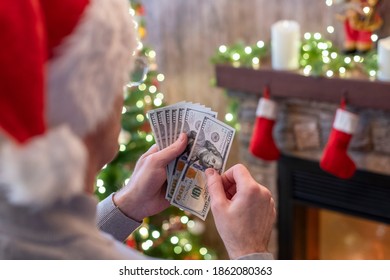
[0,192,272,260]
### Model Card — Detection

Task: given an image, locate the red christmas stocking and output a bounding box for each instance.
[249,88,280,161]
[320,102,359,179]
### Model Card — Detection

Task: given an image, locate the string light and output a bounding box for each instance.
[303,65,312,76]
[139,227,149,239]
[141,240,153,250]
[146,134,154,142]
[147,50,156,58]
[136,114,145,122]
[180,238,189,246]
[144,95,152,104]
[187,220,195,228]
[98,186,106,194]
[256,40,265,48]
[199,247,208,256]
[323,56,331,63]
[157,73,165,82]
[363,6,371,14]
[252,57,260,69]
[170,236,179,245]
[138,83,147,91]
[174,246,182,254]
[232,53,240,61]
[96,179,104,187]
[244,46,252,54]
[136,100,144,108]
[219,45,227,53]
[212,40,268,69]
[149,85,157,93]
[152,230,160,239]
[314,33,322,40]
[180,216,189,224]
[353,55,362,63]
[122,107,127,114]
[119,144,126,152]
[162,222,169,231]
[153,98,163,107]
[327,26,334,34]
[156,93,164,100]
[184,244,192,252]
[326,70,334,77]
[225,113,234,122]
[325,0,333,6]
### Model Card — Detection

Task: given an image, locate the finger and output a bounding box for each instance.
[221,164,256,192]
[205,168,228,209]
[140,144,159,159]
[153,133,187,167]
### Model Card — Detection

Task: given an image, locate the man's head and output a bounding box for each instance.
[0,0,137,207]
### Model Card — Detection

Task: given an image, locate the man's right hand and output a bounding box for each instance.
[205,164,276,259]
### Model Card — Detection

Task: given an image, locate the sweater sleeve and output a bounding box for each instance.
[96,193,142,242]
[237,253,274,260]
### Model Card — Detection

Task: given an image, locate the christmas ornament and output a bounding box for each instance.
[249,86,280,161]
[320,98,359,179]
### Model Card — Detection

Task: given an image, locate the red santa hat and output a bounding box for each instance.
[0,0,138,207]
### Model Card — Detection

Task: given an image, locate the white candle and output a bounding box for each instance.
[378,36,390,82]
[271,20,301,70]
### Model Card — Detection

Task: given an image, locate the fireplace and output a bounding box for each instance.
[278,155,390,260]
[215,65,390,259]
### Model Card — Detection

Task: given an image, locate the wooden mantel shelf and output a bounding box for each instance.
[215,64,390,111]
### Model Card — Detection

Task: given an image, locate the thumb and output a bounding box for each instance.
[206,168,228,209]
[154,133,187,167]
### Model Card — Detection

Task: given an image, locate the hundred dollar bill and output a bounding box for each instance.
[166,107,217,201]
[171,116,235,220]
[167,101,187,145]
[166,106,187,195]
[147,111,163,149]
[156,110,168,149]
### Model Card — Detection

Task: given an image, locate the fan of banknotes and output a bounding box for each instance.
[147,102,235,220]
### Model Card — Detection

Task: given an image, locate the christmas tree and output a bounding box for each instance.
[95,0,216,260]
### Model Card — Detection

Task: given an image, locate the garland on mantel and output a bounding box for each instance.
[211,32,378,79]
[210,32,379,131]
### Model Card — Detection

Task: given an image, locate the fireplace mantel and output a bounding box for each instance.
[215,64,390,259]
[215,65,390,111]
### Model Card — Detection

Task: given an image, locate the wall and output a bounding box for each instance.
[142,0,390,113]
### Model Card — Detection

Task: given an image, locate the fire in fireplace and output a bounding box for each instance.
[277,155,390,260]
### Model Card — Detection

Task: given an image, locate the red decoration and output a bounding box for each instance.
[249,86,280,161]
[126,236,137,248]
[320,98,359,179]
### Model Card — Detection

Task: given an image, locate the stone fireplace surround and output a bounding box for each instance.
[216,65,390,258]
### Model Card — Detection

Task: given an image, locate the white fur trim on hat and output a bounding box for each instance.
[333,108,359,134]
[0,126,86,208]
[46,0,138,137]
[256,98,277,119]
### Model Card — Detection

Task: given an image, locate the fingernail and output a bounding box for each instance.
[205,168,215,176]
[178,133,186,142]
